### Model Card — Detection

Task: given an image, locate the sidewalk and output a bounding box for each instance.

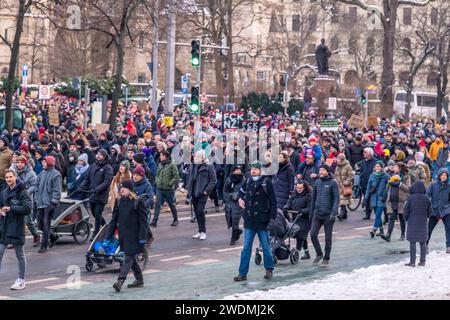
[14,225,448,300]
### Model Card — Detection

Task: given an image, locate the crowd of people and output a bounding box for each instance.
[0,94,449,290]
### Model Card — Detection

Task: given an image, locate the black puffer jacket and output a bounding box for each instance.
[0,181,32,246]
[272,162,295,209]
[223,173,245,230]
[80,159,113,203]
[284,188,312,240]
[311,174,340,218]
[404,181,431,243]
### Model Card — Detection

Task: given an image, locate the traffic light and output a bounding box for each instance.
[360,94,367,105]
[278,92,283,102]
[191,40,200,67]
[190,86,199,113]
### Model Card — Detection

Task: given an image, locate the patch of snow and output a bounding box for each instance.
[224,251,450,300]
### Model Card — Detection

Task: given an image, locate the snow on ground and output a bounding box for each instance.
[224,251,450,300]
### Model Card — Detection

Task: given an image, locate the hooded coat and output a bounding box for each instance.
[386,174,411,214]
[404,181,431,243]
[80,159,113,204]
[335,159,353,206]
[426,168,450,218]
[272,162,295,209]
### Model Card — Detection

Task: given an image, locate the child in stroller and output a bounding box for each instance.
[254,209,301,266]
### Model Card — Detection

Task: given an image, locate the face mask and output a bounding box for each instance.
[69,156,75,162]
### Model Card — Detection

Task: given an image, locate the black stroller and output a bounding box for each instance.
[255,209,301,266]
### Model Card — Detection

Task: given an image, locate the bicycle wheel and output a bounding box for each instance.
[347,185,362,211]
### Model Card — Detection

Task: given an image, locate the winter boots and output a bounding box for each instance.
[337,206,348,221]
[264,269,273,279]
[301,251,311,260]
[127,279,144,288]
[233,275,247,281]
[381,232,391,242]
[230,229,243,246]
[113,279,125,292]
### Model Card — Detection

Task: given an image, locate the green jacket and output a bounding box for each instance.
[155,160,179,190]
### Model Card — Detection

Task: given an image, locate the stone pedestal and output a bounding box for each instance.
[309,75,338,114]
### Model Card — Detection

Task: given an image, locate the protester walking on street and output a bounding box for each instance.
[0,170,32,290]
[335,154,353,221]
[0,137,13,190]
[382,163,411,242]
[187,150,217,240]
[365,161,389,238]
[80,149,113,240]
[359,148,377,220]
[426,168,450,253]
[107,180,149,292]
[404,181,431,267]
[283,180,312,260]
[234,162,277,281]
[35,156,62,253]
[151,150,179,227]
[107,160,131,210]
[15,156,40,247]
[223,165,245,246]
[272,152,295,210]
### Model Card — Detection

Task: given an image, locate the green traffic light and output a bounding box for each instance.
[192,57,199,66]
[190,103,199,112]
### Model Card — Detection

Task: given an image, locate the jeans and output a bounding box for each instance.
[373,207,384,229]
[410,241,426,264]
[310,214,335,260]
[427,215,450,247]
[387,210,405,236]
[192,195,208,233]
[37,206,55,248]
[153,189,178,221]
[24,212,38,237]
[90,202,106,237]
[118,253,143,282]
[238,228,273,276]
[0,244,26,279]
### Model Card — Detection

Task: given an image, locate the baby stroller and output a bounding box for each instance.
[40,190,91,247]
[85,222,148,271]
[255,209,301,266]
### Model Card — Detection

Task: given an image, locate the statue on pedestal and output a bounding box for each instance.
[315,38,332,75]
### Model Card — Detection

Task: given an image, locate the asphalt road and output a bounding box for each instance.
[0,196,432,299]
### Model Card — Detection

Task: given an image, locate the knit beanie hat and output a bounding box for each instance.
[120,160,130,171]
[387,160,396,167]
[133,153,145,164]
[375,160,385,168]
[44,156,56,167]
[120,180,134,192]
[19,144,29,153]
[133,165,145,177]
[78,153,89,164]
[97,149,108,159]
[320,164,331,172]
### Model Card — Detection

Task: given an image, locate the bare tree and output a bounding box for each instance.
[0,0,35,132]
[320,0,438,116]
[398,29,436,120]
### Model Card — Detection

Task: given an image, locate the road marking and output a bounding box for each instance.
[148,254,164,258]
[46,281,91,290]
[185,259,220,266]
[160,255,192,262]
[178,213,224,221]
[354,226,373,230]
[337,235,363,240]
[0,296,10,300]
[216,247,243,252]
[142,269,162,275]
[27,277,59,285]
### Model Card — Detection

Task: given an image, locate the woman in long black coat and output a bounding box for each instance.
[273,152,295,210]
[404,181,431,267]
[223,166,245,246]
[283,180,312,260]
[107,180,149,292]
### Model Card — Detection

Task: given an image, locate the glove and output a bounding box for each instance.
[329,215,336,223]
[139,240,146,246]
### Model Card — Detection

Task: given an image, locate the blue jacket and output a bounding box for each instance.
[365,172,389,208]
[405,182,431,242]
[426,169,450,218]
[311,174,340,217]
[145,155,157,181]
[133,177,155,209]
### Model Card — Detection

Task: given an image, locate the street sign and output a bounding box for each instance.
[367,85,377,94]
[181,88,188,94]
[39,85,51,100]
[355,88,362,97]
[181,75,188,101]
[21,64,28,92]
[328,97,337,110]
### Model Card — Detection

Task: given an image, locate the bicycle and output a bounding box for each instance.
[347,172,362,211]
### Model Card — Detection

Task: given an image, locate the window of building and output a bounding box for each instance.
[401,38,412,56]
[292,15,300,32]
[403,8,412,25]
[138,33,144,49]
[349,7,358,24]
[308,14,317,31]
[427,72,439,86]
[257,71,266,80]
[330,35,339,51]
[431,8,439,25]
[138,74,146,83]
[399,71,410,86]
